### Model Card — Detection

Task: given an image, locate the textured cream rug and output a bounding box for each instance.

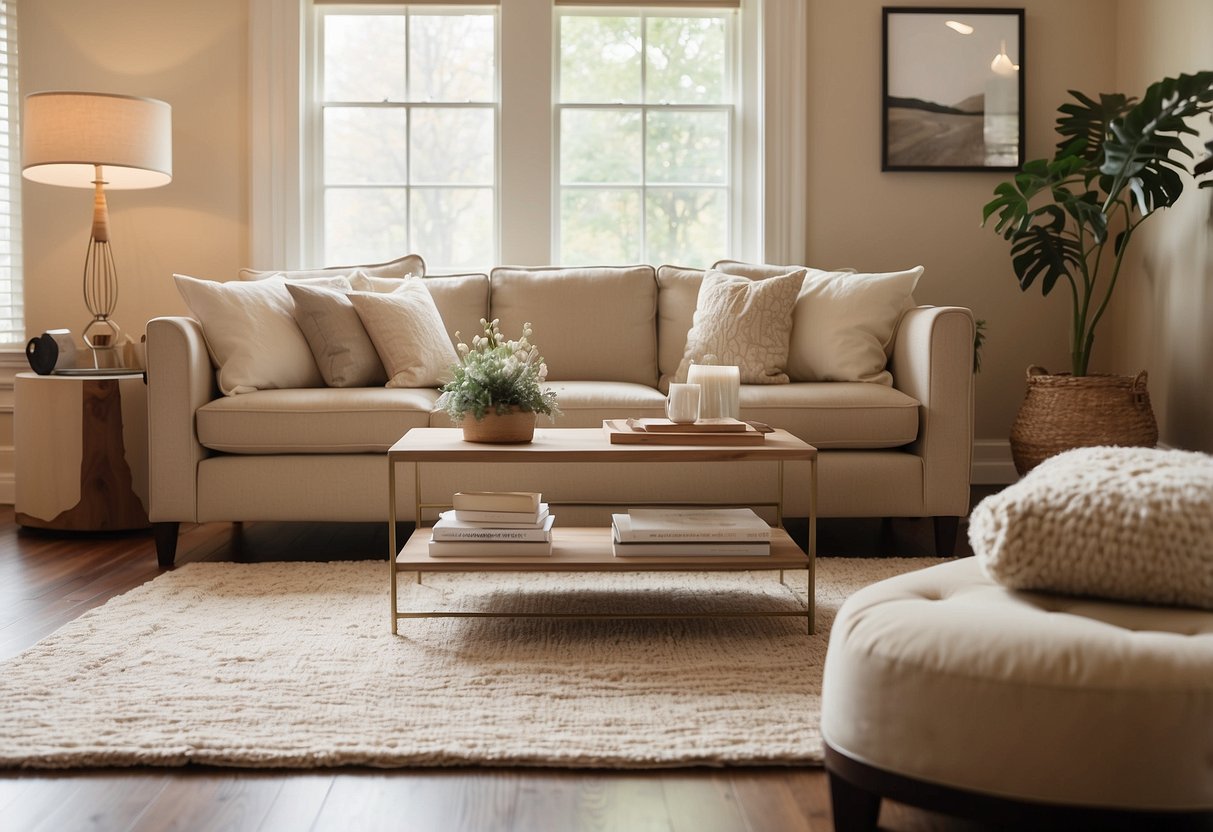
[0,557,944,769]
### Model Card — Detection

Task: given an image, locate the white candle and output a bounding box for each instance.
[686,364,740,419]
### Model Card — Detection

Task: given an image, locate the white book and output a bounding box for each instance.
[427,538,553,557]
[610,524,769,557]
[617,508,770,542]
[431,513,555,542]
[451,491,541,513]
[452,504,550,525]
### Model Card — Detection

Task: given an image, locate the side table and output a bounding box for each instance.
[15,371,150,531]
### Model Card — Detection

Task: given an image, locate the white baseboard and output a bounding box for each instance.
[971,439,1017,485]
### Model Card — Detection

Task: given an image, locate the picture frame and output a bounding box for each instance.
[882,7,1025,171]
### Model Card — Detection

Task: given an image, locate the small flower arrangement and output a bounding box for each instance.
[436,318,560,425]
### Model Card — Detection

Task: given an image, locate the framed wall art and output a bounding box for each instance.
[882,7,1024,171]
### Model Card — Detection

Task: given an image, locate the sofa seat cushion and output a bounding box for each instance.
[428,381,668,429]
[741,382,919,449]
[197,388,439,453]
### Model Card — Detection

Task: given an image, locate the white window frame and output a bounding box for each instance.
[250,0,803,272]
[0,0,22,346]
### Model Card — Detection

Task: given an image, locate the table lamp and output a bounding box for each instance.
[22,91,172,365]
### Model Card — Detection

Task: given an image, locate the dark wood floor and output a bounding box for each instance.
[0,492,1002,832]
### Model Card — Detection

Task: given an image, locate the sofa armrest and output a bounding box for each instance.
[146,316,218,522]
[890,306,975,516]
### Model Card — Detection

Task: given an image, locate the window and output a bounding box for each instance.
[284,0,784,273]
[310,6,497,272]
[0,1,20,343]
[556,9,734,265]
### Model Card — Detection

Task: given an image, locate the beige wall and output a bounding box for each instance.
[806,0,1118,443]
[19,0,248,343]
[1109,0,1213,452]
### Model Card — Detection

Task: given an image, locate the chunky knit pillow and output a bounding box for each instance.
[969,446,1213,609]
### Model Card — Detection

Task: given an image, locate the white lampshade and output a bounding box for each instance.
[22,91,172,190]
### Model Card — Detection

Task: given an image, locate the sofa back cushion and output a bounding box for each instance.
[238,253,426,282]
[655,265,703,389]
[489,266,658,385]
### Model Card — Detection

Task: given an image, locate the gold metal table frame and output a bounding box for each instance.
[387,427,818,634]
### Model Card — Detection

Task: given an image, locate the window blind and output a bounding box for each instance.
[0,1,21,345]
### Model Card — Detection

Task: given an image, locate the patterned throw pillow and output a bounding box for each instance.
[970,446,1213,609]
[348,279,460,389]
[675,269,805,384]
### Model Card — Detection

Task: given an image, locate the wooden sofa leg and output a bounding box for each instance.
[933,516,960,556]
[828,770,881,832]
[153,522,180,569]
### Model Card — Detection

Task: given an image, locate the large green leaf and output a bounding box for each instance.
[1008,205,1083,296]
[1101,72,1213,213]
[1055,90,1133,162]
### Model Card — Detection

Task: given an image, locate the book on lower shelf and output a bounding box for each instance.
[451,503,550,525]
[610,516,770,556]
[427,537,554,557]
[451,490,541,513]
[617,508,770,542]
[431,512,556,542]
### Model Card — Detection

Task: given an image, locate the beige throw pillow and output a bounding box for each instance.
[174,273,351,395]
[788,267,922,385]
[970,446,1213,610]
[349,280,459,388]
[675,269,805,384]
[286,283,387,388]
[712,260,922,385]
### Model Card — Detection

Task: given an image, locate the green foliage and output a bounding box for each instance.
[982,72,1213,375]
[436,319,561,425]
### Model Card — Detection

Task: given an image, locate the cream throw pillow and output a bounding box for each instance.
[675,269,805,384]
[970,446,1213,609]
[286,283,387,388]
[789,267,922,385]
[712,261,922,385]
[174,273,351,395]
[349,280,459,388]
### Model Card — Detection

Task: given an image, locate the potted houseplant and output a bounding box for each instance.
[437,318,560,443]
[983,71,1213,473]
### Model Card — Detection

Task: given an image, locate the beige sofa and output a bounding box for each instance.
[146,264,975,567]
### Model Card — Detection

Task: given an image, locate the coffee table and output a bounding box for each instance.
[387,427,818,634]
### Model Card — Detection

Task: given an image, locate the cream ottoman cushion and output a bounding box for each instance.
[821,558,1213,810]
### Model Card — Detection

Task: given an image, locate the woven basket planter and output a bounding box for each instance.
[1009,366,1158,475]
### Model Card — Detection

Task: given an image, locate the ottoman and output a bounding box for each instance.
[821,558,1213,831]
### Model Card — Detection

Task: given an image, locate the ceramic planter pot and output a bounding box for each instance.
[460,407,537,444]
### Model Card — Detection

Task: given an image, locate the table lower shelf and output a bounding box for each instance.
[396,526,810,571]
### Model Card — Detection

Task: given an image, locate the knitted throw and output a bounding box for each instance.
[969,446,1213,609]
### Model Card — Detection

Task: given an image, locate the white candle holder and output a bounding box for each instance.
[686,364,740,419]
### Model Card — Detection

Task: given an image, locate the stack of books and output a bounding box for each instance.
[610,507,771,557]
[428,491,554,557]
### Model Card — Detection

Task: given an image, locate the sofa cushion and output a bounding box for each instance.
[740,382,919,449]
[286,283,388,388]
[238,253,426,282]
[675,269,805,385]
[197,388,439,453]
[173,273,351,396]
[349,281,461,388]
[428,381,668,428]
[489,266,658,385]
[656,265,705,389]
[713,261,922,385]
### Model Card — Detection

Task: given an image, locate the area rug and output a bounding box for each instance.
[0,557,945,769]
